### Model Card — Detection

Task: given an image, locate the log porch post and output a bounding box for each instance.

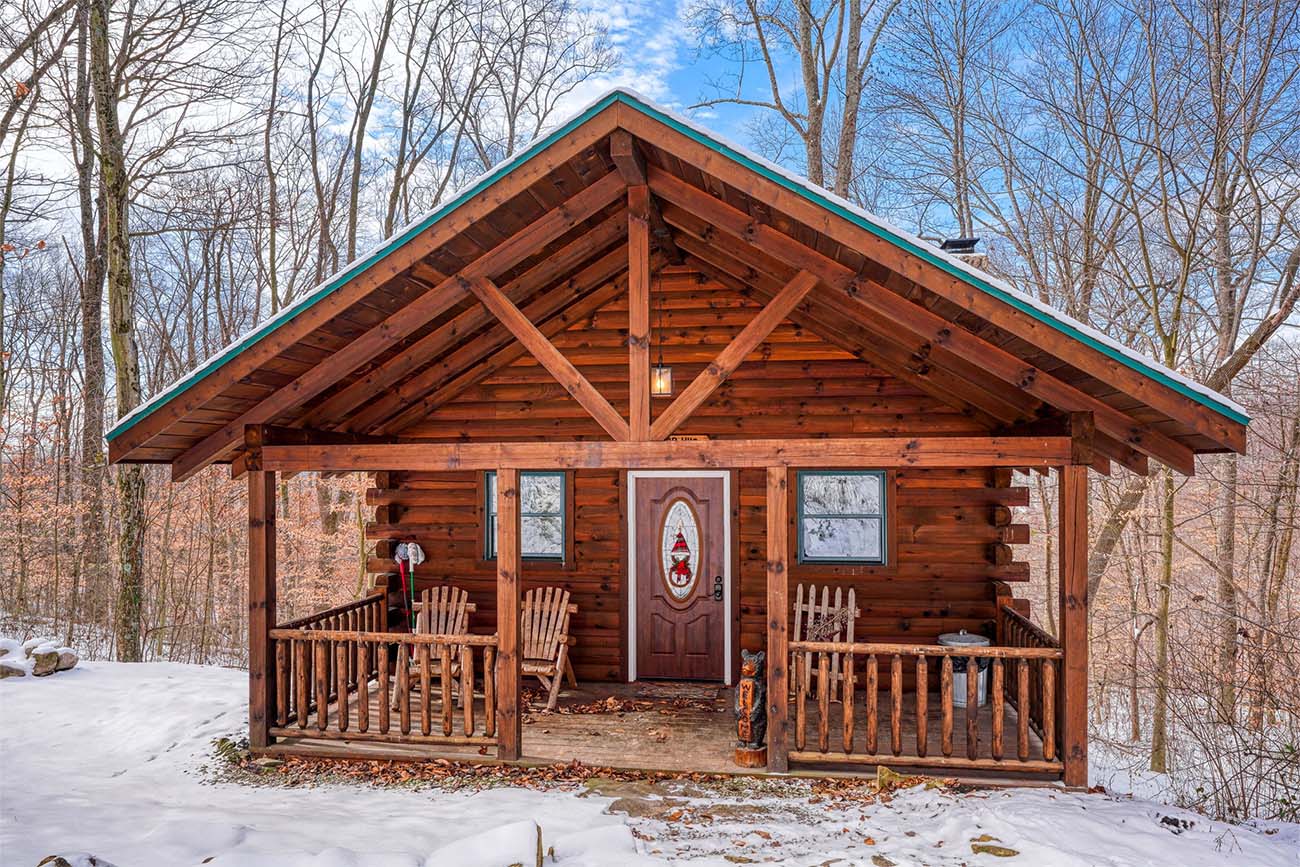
[495,466,523,760]
[765,465,790,771]
[248,463,277,749]
[1059,462,1089,786]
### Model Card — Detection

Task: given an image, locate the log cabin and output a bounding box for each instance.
[106,89,1248,785]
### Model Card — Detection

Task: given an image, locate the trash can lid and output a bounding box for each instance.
[937,629,991,647]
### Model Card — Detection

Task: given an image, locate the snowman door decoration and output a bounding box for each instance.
[661,498,700,603]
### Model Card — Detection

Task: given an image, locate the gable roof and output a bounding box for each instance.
[106,88,1247,478]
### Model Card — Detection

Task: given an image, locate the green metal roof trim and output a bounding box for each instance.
[108,88,1247,446]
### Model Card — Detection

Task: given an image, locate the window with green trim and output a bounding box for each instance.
[485,471,566,560]
[797,470,887,564]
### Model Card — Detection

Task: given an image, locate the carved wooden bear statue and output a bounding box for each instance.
[736,649,767,749]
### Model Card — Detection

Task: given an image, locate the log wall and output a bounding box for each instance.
[366,273,1030,683]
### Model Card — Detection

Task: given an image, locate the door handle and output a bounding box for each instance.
[713,575,724,601]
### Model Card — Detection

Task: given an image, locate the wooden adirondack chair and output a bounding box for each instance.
[791,584,860,703]
[408,586,476,705]
[521,587,578,710]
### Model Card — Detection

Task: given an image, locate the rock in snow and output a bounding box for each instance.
[426,819,544,866]
[0,659,25,678]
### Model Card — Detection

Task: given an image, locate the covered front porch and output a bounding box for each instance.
[245,436,1087,784]
[259,618,1059,781]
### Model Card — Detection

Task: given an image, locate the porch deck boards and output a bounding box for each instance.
[267,681,1050,778]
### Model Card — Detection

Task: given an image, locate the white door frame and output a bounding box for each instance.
[626,470,732,685]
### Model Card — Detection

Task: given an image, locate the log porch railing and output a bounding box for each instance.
[267,625,498,748]
[998,604,1063,753]
[788,639,1063,773]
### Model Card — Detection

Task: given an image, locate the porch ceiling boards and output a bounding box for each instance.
[105,90,1247,479]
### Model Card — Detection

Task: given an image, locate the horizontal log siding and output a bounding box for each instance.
[367,273,1030,682]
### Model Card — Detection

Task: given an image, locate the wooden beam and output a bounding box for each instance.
[349,246,630,433]
[376,273,635,435]
[628,185,652,440]
[495,467,522,761]
[299,212,628,430]
[650,270,819,440]
[677,239,1025,430]
[462,275,631,441]
[647,164,1198,475]
[169,171,628,481]
[109,107,622,463]
[259,436,1074,472]
[610,129,683,264]
[620,108,1244,453]
[1058,463,1088,787]
[766,465,790,772]
[248,465,276,749]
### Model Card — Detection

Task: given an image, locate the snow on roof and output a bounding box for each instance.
[107,88,1247,445]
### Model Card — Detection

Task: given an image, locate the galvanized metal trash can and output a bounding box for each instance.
[938,629,990,708]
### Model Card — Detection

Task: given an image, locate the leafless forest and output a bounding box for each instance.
[2,0,1297,820]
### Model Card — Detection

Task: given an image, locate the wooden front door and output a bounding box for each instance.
[634,475,727,681]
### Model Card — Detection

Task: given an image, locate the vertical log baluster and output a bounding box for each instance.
[357,642,370,733]
[1042,659,1057,761]
[461,645,475,737]
[275,640,289,727]
[794,652,807,752]
[314,639,329,730]
[915,654,928,758]
[990,658,1004,760]
[966,654,978,760]
[890,654,903,757]
[295,639,309,730]
[940,655,954,757]
[440,644,454,737]
[419,643,432,736]
[841,653,855,754]
[817,651,830,753]
[378,642,391,734]
[398,643,411,735]
[865,653,878,754]
[484,645,497,738]
[336,641,349,732]
[1017,658,1030,761]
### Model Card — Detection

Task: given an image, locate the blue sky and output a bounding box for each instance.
[571,0,776,149]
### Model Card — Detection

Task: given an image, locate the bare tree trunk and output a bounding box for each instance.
[1150,467,1175,773]
[90,0,146,662]
[73,0,107,640]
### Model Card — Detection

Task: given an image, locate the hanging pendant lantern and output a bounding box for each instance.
[649,275,672,396]
[650,362,673,396]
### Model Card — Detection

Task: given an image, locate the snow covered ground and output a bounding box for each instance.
[1,661,1295,866]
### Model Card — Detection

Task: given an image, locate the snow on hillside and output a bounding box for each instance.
[1,661,1295,866]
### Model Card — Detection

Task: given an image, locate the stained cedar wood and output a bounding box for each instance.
[248,468,276,748]
[112,120,1243,470]
[359,277,1032,684]
[644,164,1196,474]
[616,106,1244,453]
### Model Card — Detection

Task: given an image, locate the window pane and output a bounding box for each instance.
[802,473,882,515]
[801,517,882,561]
[521,473,563,514]
[487,472,498,515]
[522,515,564,557]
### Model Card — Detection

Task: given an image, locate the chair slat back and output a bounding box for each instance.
[793,583,858,699]
[415,585,471,636]
[522,587,572,661]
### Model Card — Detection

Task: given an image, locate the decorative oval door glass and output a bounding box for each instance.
[660,498,701,603]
